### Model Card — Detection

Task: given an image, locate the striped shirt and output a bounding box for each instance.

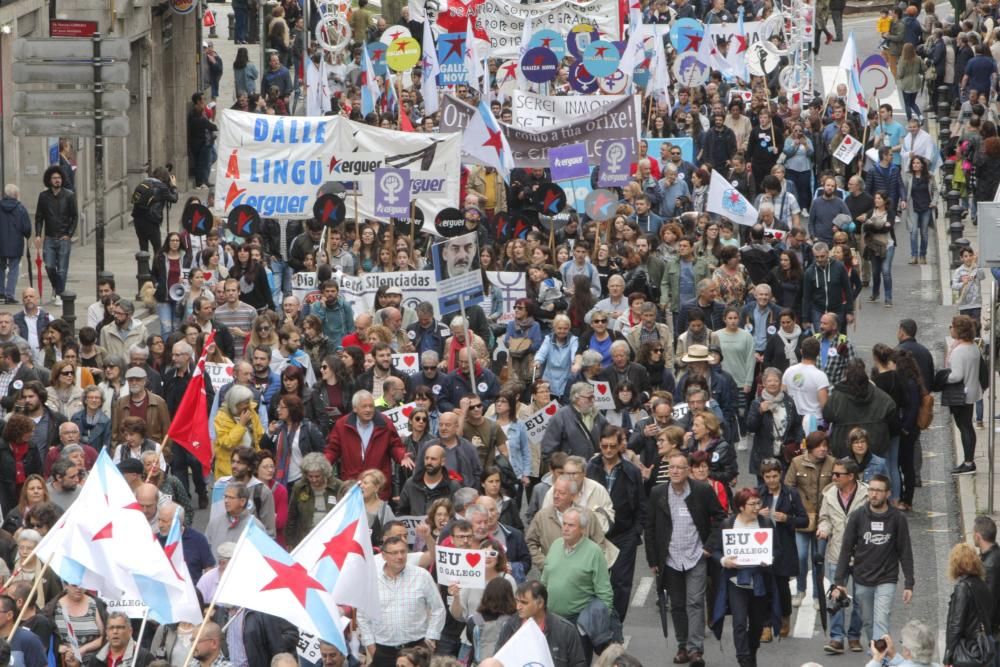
[214,301,257,357]
[357,565,446,647]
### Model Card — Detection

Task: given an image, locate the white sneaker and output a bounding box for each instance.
[52,295,62,307]
[792,592,805,608]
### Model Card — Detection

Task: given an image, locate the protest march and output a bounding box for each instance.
[7,0,1000,662]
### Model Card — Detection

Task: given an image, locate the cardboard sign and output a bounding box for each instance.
[722,527,773,566]
[204,362,235,392]
[291,271,319,304]
[436,545,488,589]
[833,134,863,164]
[101,596,148,619]
[524,400,559,444]
[548,143,590,182]
[374,167,411,219]
[392,353,420,375]
[589,381,616,410]
[432,232,484,316]
[296,632,322,664]
[396,515,426,546]
[382,402,416,437]
[486,271,527,324]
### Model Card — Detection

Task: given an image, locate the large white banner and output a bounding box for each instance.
[472,0,619,57]
[510,91,628,130]
[335,270,441,317]
[214,111,462,235]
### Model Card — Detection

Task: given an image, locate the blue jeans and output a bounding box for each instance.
[270,259,292,298]
[795,531,817,597]
[886,435,901,500]
[854,582,897,647]
[42,237,71,296]
[825,561,862,642]
[156,302,177,336]
[870,245,895,303]
[192,145,212,187]
[902,91,921,120]
[787,168,813,212]
[909,209,932,258]
[0,257,20,299]
[234,6,248,42]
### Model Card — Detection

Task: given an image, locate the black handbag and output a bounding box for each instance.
[951,580,998,667]
[941,381,968,407]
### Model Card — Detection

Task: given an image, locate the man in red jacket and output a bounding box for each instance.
[325,389,414,499]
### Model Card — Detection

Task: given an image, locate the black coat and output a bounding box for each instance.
[586,457,647,541]
[944,575,994,664]
[982,544,1000,633]
[746,395,804,475]
[242,611,298,667]
[598,362,651,398]
[756,484,808,577]
[762,330,809,372]
[304,380,354,433]
[645,479,727,569]
[0,436,41,515]
[495,612,587,667]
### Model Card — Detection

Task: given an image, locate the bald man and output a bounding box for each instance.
[398,444,461,515]
[192,622,226,667]
[135,483,162,532]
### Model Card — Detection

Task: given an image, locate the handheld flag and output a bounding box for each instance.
[840,32,868,116]
[292,485,380,621]
[707,169,759,227]
[648,32,671,107]
[725,9,750,81]
[493,619,555,667]
[361,46,381,116]
[463,101,514,181]
[421,20,441,115]
[464,17,482,94]
[164,331,215,467]
[216,521,347,653]
[160,507,205,624]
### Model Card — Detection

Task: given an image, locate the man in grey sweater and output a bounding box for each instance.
[809,175,852,244]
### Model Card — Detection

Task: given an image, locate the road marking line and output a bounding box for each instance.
[792,575,817,638]
[920,263,931,281]
[631,576,654,608]
[623,635,631,650]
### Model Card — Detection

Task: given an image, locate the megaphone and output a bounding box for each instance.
[169,282,190,302]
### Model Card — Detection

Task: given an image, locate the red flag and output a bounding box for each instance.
[399,111,415,132]
[164,332,215,467]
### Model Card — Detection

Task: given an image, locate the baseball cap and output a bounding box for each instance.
[385,286,403,296]
[125,367,147,380]
[217,542,236,560]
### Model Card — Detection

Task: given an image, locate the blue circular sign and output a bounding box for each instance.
[669,18,704,53]
[528,30,566,61]
[583,39,621,78]
[520,47,559,83]
[569,62,599,94]
[567,23,597,60]
[367,41,389,77]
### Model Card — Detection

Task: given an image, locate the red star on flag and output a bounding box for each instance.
[260,557,326,606]
[373,49,384,61]
[393,39,410,52]
[444,38,464,60]
[483,127,504,157]
[728,192,741,204]
[594,46,608,57]
[732,35,748,53]
[388,30,403,41]
[684,34,702,52]
[501,62,517,80]
[318,519,366,570]
[541,37,553,47]
[533,55,544,66]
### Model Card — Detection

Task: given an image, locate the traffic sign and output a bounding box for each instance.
[12,62,130,85]
[12,116,129,138]
[50,20,98,37]
[13,90,130,113]
[14,38,131,61]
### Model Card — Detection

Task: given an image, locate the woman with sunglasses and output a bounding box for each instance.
[305,354,353,434]
[46,360,84,417]
[756,458,808,640]
[637,341,677,396]
[605,381,649,437]
[97,354,127,417]
[247,312,280,350]
[447,537,516,661]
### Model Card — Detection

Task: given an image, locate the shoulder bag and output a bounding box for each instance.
[951,580,998,667]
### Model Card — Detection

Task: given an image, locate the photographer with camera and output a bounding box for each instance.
[832,474,914,652]
[865,620,941,667]
[131,165,178,256]
[816,457,867,655]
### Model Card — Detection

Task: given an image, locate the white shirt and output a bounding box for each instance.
[782,362,830,421]
[23,312,39,352]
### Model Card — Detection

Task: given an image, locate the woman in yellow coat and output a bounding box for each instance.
[213,385,264,478]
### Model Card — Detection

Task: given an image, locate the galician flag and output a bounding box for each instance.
[464,16,483,94]
[160,506,205,624]
[216,521,347,653]
[839,32,868,116]
[464,100,514,181]
[360,46,381,117]
[493,619,555,667]
[707,169,759,227]
[292,485,380,621]
[421,19,441,115]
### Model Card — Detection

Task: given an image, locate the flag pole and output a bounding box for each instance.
[181,522,252,667]
[459,294,478,401]
[130,608,150,664]
[7,563,48,641]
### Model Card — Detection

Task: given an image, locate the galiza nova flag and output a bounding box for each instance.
[707,169,759,227]
[216,521,347,653]
[164,331,215,467]
[839,32,868,116]
[292,485,380,621]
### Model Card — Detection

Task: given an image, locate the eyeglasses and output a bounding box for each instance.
[579,394,595,400]
[671,151,681,156]
[468,403,483,410]
[412,416,428,423]
[320,364,329,370]
[60,370,74,376]
[652,348,664,353]
[831,471,850,477]
[514,306,526,310]
[422,365,437,370]
[592,319,608,324]
[258,326,272,332]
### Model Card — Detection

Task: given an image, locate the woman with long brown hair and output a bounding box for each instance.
[943,315,981,475]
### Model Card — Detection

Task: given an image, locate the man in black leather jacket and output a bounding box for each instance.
[34,166,78,303]
[974,515,1000,636]
[131,166,178,255]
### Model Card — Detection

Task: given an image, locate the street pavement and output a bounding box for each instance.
[4,8,971,665]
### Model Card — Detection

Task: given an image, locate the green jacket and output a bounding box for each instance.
[884,19,905,57]
[661,255,714,313]
[896,58,925,93]
[285,478,345,548]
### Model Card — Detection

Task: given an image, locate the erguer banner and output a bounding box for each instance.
[214,110,461,233]
[439,94,638,169]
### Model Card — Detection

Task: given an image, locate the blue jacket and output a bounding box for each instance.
[0,198,32,258]
[310,296,355,348]
[502,420,532,480]
[857,452,890,484]
[71,408,113,453]
[534,333,579,396]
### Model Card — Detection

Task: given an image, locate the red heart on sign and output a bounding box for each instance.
[402,405,414,418]
[465,552,482,567]
[843,136,853,145]
[754,531,768,545]
[545,403,557,416]
[596,384,608,395]
[403,354,416,367]
[225,366,234,376]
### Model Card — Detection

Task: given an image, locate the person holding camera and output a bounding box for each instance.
[865,620,941,667]
[131,166,178,256]
[816,457,867,655]
[832,473,914,651]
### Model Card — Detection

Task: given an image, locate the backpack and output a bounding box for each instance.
[130,179,157,211]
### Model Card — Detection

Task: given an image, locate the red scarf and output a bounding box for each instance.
[11,441,28,485]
